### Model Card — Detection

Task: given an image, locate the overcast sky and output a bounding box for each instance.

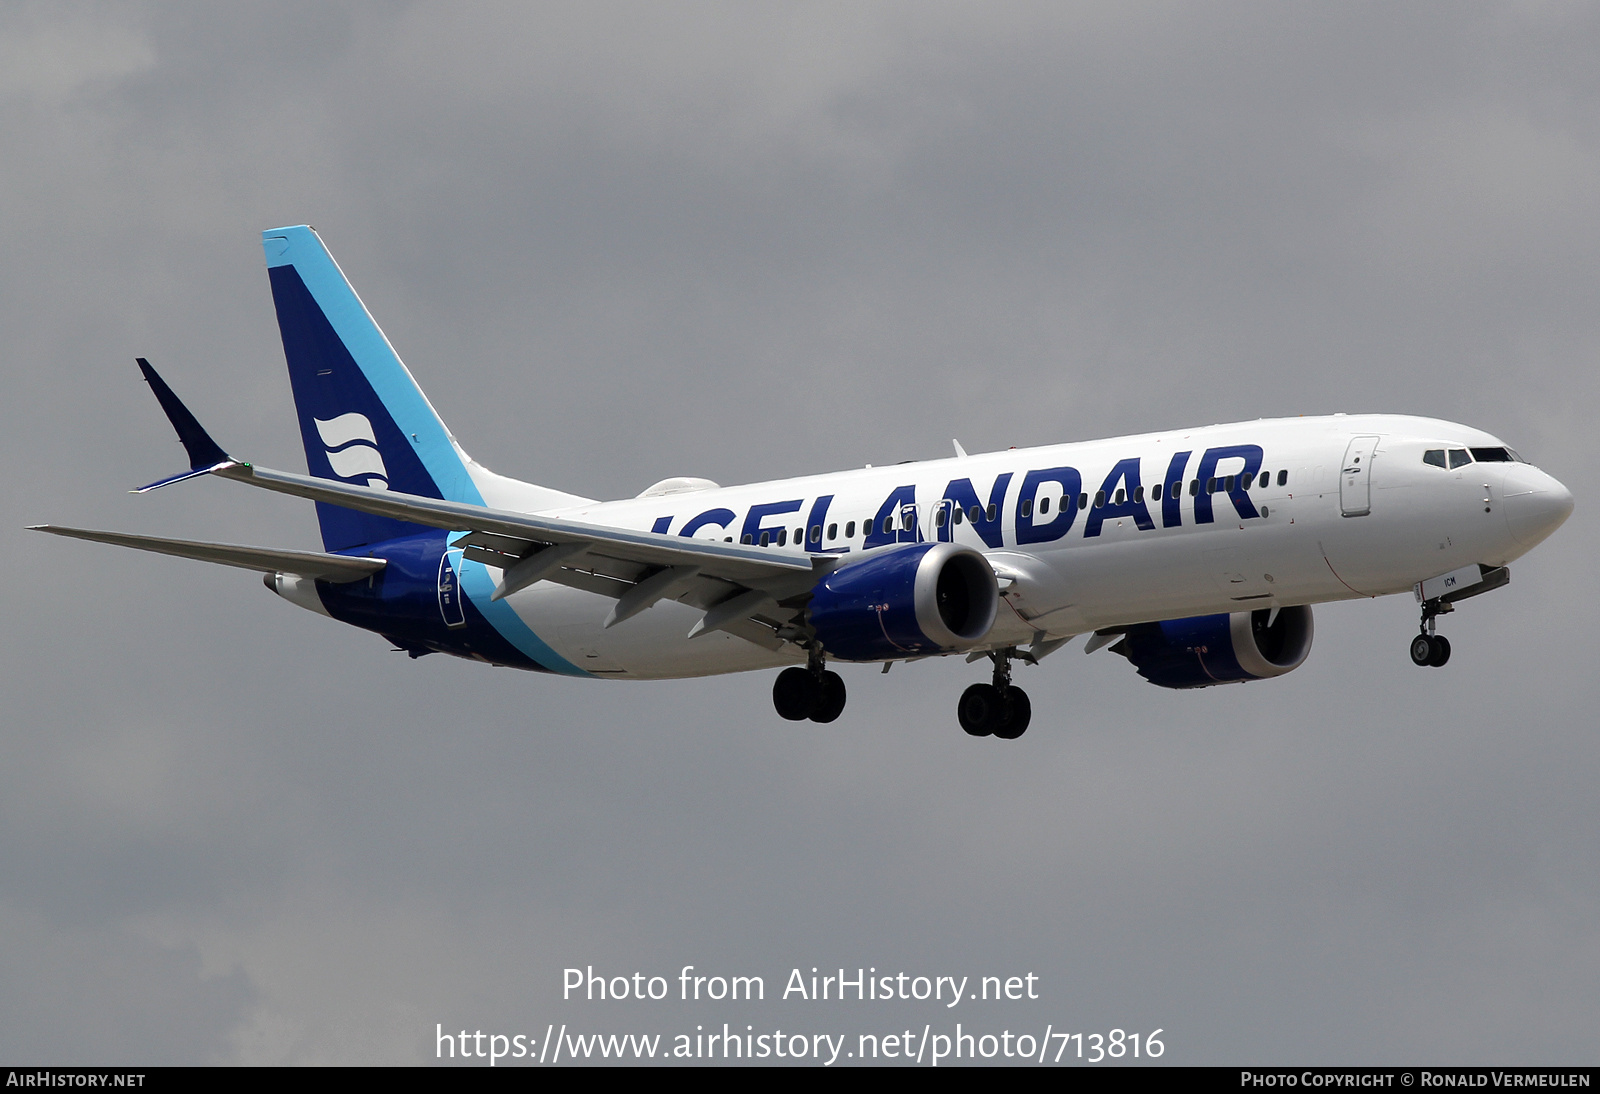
[2,1,1597,1066]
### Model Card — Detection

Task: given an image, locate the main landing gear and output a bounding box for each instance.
[1409,598,1453,668]
[772,648,847,723]
[958,650,1031,740]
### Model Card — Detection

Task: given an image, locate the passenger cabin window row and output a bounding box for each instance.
[733,467,1296,547]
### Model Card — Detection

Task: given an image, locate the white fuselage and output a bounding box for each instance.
[477,414,1570,680]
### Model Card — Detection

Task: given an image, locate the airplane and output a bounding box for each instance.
[32,226,1575,740]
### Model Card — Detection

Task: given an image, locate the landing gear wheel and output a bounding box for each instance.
[1409,634,1434,666]
[773,667,820,721]
[992,688,1031,740]
[958,683,999,737]
[1426,634,1451,667]
[809,671,847,723]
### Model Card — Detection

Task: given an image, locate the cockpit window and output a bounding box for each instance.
[1470,447,1513,463]
[1448,449,1472,469]
[1423,449,1447,469]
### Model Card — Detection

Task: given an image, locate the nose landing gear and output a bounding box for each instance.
[957,650,1032,739]
[1409,599,1453,668]
[772,648,847,722]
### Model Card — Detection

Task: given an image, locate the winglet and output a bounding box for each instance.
[133,358,236,492]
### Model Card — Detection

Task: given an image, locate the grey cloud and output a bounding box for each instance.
[1,1,1595,1064]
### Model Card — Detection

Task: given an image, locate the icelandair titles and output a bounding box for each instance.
[648,445,1280,551]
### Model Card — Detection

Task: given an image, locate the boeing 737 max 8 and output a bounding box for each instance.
[32,226,1575,739]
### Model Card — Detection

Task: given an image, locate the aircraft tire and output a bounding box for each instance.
[958,683,999,737]
[993,688,1031,740]
[810,671,847,723]
[773,667,820,721]
[1409,634,1434,666]
[1427,634,1452,667]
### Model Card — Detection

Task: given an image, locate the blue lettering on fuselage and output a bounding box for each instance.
[742,499,803,545]
[680,507,736,538]
[660,443,1266,555]
[1160,450,1192,528]
[1084,457,1154,537]
[805,494,847,553]
[1015,467,1082,545]
[941,473,1011,548]
[1193,445,1263,523]
[864,485,920,549]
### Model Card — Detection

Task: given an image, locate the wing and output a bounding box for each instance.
[209,463,830,649]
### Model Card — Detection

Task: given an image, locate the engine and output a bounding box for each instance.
[1111,605,1314,688]
[808,542,999,662]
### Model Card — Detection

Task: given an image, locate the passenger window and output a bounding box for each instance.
[1423,449,1447,469]
[1224,475,1234,492]
[827,523,837,540]
[1020,499,1033,519]
[759,531,770,547]
[952,507,963,525]
[1206,477,1217,493]
[1040,496,1051,514]
[934,508,947,527]
[1242,471,1254,489]
[845,521,856,538]
[779,529,789,546]
[1153,483,1162,501]
[986,504,997,521]
[742,534,754,545]
[1189,480,1200,496]
[968,505,981,523]
[1276,470,1287,486]
[882,517,893,534]
[1111,488,1122,504]
[1448,449,1471,469]
[1077,493,1088,511]
[810,525,821,542]
[1094,490,1106,509]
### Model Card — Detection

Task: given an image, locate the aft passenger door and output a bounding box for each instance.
[1340,436,1380,517]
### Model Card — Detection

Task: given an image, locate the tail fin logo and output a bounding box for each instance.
[314,413,389,490]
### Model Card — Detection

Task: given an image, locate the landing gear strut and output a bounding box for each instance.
[1409,598,1453,668]
[772,648,847,723]
[957,650,1032,740]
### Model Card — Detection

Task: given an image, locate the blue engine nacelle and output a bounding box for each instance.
[808,542,999,662]
[1112,605,1314,688]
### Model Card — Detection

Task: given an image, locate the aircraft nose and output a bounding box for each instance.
[1502,465,1575,548]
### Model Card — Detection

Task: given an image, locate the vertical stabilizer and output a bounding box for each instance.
[263,226,485,551]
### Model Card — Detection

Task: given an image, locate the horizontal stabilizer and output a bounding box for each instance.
[29,525,386,583]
